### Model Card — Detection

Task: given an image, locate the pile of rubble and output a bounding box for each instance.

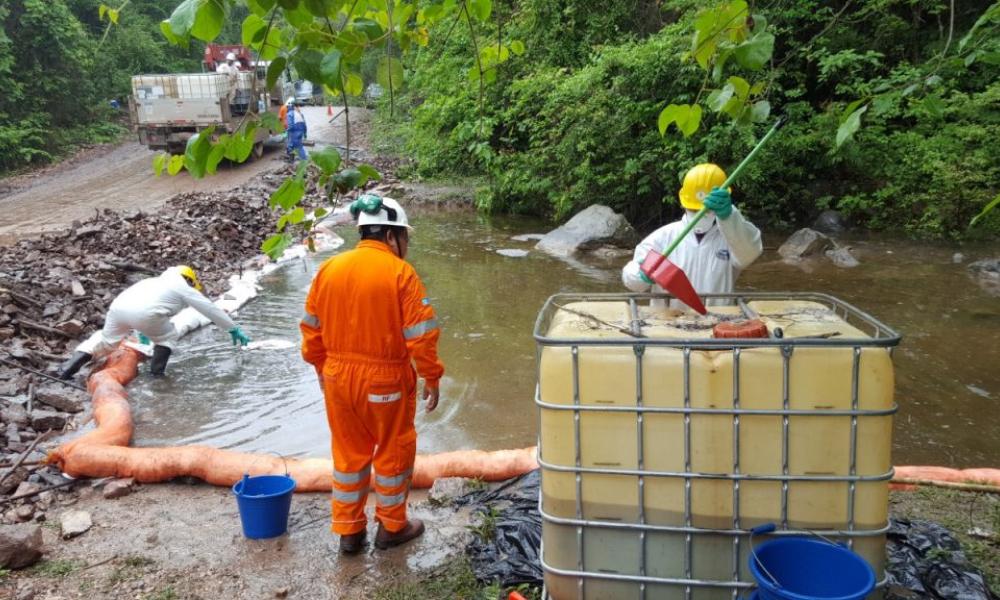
[0,163,334,536]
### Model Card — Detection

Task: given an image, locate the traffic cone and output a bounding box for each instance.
[327,104,333,116]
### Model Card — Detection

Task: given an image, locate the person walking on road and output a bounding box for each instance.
[58,266,251,379]
[300,194,444,555]
[621,163,763,308]
[285,100,308,162]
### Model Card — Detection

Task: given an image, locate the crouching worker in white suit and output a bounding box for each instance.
[622,163,763,309]
[58,265,251,379]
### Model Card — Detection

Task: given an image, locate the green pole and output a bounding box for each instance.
[659,116,786,259]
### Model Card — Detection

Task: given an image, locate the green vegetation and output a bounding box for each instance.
[381,0,1000,237]
[893,486,1000,594]
[29,559,83,577]
[372,558,540,600]
[0,0,204,173]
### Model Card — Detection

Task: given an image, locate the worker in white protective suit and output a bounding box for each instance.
[622,163,762,309]
[216,52,239,75]
[58,266,251,380]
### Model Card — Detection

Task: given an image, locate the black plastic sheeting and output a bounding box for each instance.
[463,470,998,599]
[886,519,999,600]
[464,470,543,587]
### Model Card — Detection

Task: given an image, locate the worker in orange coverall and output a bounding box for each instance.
[300,194,444,555]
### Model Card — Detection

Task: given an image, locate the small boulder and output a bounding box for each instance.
[29,410,66,432]
[14,506,33,523]
[510,233,545,242]
[778,228,833,260]
[968,258,1000,296]
[812,210,848,234]
[34,389,83,414]
[0,467,29,496]
[825,246,860,268]
[952,252,964,264]
[496,249,529,258]
[536,205,638,257]
[60,509,92,539]
[1,403,29,426]
[55,320,85,337]
[102,478,135,500]
[0,524,44,569]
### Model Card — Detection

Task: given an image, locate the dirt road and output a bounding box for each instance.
[0,107,370,245]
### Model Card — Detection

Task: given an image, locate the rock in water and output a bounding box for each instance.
[536,205,637,257]
[968,257,1000,295]
[826,246,860,268]
[496,249,529,258]
[778,228,833,260]
[812,210,848,234]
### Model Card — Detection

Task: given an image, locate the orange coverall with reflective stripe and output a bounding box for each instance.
[300,240,444,535]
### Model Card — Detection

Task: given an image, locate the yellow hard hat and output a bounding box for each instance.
[678,163,729,211]
[176,265,202,291]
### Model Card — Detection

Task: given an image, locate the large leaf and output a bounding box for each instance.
[260,112,283,132]
[334,30,367,61]
[293,49,324,84]
[206,137,228,175]
[351,18,384,42]
[344,72,364,97]
[266,56,287,90]
[691,0,749,70]
[191,0,225,42]
[304,0,343,18]
[242,14,267,47]
[707,83,735,112]
[183,127,215,178]
[750,99,770,122]
[332,168,362,193]
[969,193,1000,228]
[269,178,305,210]
[466,0,492,22]
[284,3,314,28]
[169,0,199,37]
[836,105,867,148]
[657,104,703,138]
[310,146,342,175]
[160,20,189,47]
[320,49,343,90]
[247,0,277,16]
[357,164,382,184]
[262,233,294,260]
[152,153,167,177]
[377,57,404,91]
[733,32,774,71]
[167,154,185,176]
[510,40,525,56]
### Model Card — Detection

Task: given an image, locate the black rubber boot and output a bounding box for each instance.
[150,345,172,376]
[58,351,92,380]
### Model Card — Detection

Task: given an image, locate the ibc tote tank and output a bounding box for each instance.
[534,293,900,600]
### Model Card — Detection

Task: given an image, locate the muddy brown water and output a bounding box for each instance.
[122,212,998,469]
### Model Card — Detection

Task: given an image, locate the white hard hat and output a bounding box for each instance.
[285,97,294,105]
[226,52,236,61]
[355,196,411,230]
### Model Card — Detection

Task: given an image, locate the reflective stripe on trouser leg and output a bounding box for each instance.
[373,468,413,531]
[331,467,371,535]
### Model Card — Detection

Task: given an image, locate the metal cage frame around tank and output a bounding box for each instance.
[532,292,902,600]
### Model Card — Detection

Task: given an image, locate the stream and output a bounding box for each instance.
[127,211,999,468]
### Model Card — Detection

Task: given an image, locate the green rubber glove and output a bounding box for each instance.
[229,327,250,347]
[137,333,151,346]
[704,187,733,220]
[639,271,654,285]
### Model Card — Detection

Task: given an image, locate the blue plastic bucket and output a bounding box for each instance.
[232,473,296,539]
[749,537,875,600]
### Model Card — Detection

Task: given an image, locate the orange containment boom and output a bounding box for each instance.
[891,465,1000,493]
[48,346,538,492]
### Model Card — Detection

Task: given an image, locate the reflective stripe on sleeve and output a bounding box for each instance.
[402,318,438,340]
[301,313,320,328]
[374,468,413,489]
[334,463,371,485]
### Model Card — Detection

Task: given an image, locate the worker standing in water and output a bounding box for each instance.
[300,194,444,555]
[621,163,763,308]
[58,266,251,379]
